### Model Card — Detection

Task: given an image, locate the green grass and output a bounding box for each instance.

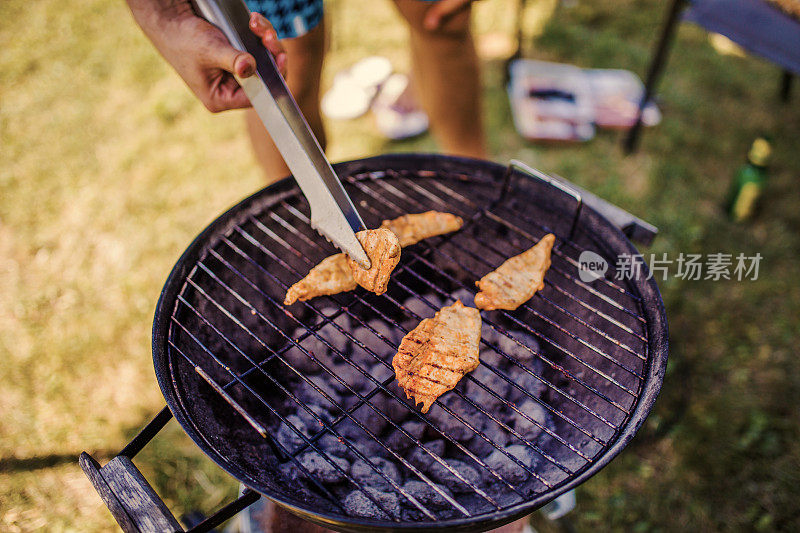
[2,0,799,530]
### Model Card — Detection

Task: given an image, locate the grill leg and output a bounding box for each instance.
[119,406,173,459]
[623,0,685,154]
[780,70,793,102]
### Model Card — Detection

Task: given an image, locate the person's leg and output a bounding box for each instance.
[245,18,327,183]
[392,0,486,159]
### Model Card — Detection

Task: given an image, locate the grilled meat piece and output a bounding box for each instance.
[346,228,401,295]
[380,211,464,247]
[474,233,555,311]
[283,254,355,305]
[284,212,462,304]
[393,300,481,413]
[283,228,400,304]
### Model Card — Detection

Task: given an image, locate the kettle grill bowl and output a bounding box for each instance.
[153,154,668,532]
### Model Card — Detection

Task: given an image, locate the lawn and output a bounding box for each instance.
[1,0,799,531]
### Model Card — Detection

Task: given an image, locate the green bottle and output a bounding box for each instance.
[727,136,771,222]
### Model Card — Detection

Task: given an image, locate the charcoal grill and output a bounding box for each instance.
[80,153,667,532]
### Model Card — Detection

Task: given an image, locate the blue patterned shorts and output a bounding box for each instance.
[244,0,323,39]
[245,0,436,39]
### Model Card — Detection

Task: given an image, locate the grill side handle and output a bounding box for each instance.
[79,452,184,533]
[80,407,183,532]
[80,407,260,532]
[507,160,659,246]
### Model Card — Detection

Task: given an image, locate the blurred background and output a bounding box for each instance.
[1,0,799,530]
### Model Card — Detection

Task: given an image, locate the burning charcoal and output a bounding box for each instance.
[426,394,485,442]
[370,363,394,383]
[355,438,392,460]
[295,375,342,410]
[510,400,550,441]
[295,403,332,432]
[451,288,475,308]
[493,486,524,507]
[299,338,338,370]
[465,366,510,411]
[351,403,388,436]
[484,444,538,485]
[467,426,510,458]
[479,327,508,368]
[350,327,387,367]
[504,444,538,468]
[427,459,481,494]
[351,457,401,491]
[294,327,345,373]
[343,488,400,520]
[336,419,368,441]
[336,420,389,460]
[322,307,352,333]
[384,383,414,423]
[501,331,540,365]
[318,432,349,457]
[408,440,446,470]
[328,363,370,395]
[297,452,350,484]
[466,434,495,458]
[402,295,438,320]
[456,493,495,515]
[386,420,426,453]
[484,449,526,485]
[275,415,308,452]
[367,319,402,350]
[508,369,547,403]
[313,321,352,356]
[282,345,322,374]
[402,480,454,511]
[481,328,540,368]
[311,374,343,401]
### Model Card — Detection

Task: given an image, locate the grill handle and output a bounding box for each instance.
[80,452,183,533]
[80,407,260,533]
[507,160,658,246]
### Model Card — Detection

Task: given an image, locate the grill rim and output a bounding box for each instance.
[152,153,668,532]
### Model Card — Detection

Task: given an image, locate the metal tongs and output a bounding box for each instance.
[192,0,370,269]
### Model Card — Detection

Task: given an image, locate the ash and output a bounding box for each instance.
[268,293,556,521]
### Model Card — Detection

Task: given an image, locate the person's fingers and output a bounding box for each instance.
[249,12,275,39]
[233,52,257,78]
[206,74,252,112]
[423,0,471,30]
[249,12,288,75]
[221,86,252,109]
[199,22,256,77]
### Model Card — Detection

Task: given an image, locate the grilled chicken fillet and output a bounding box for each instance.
[283,254,355,305]
[393,300,481,413]
[474,233,556,311]
[346,228,401,295]
[380,211,464,247]
[284,212,463,304]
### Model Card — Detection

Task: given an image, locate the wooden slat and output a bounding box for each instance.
[80,452,183,533]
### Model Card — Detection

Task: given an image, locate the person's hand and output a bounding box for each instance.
[422,0,474,31]
[128,1,286,112]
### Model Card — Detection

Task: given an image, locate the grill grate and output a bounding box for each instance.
[165,167,653,524]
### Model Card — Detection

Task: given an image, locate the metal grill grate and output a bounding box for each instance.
[165,167,652,524]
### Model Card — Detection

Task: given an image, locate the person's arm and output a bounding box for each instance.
[422,0,474,30]
[126,0,287,112]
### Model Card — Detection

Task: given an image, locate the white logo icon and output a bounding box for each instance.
[577,250,608,282]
